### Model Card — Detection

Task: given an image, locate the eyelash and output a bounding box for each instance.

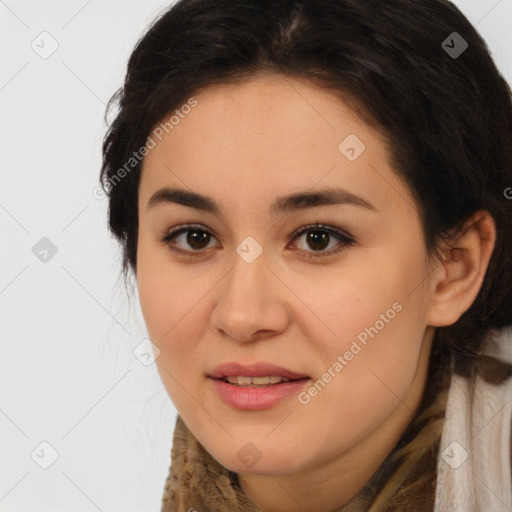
[160,222,356,259]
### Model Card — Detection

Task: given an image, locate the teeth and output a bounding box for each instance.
[224,375,291,386]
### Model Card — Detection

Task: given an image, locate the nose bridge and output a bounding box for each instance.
[223,244,271,314]
[211,242,288,341]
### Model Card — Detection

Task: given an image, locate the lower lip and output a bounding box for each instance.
[208,377,311,410]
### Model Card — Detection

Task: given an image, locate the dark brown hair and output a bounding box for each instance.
[100,0,512,375]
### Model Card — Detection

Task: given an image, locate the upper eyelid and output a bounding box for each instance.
[291,223,353,240]
[165,222,352,237]
[165,223,218,240]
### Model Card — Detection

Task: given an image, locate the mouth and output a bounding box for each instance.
[207,362,311,409]
[208,372,312,410]
[215,375,309,387]
[208,361,310,383]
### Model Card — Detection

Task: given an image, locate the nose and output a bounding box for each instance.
[210,247,290,343]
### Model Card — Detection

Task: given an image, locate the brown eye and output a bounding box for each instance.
[291,224,355,258]
[162,225,218,254]
[304,230,330,251]
[185,229,211,250]
[161,222,355,259]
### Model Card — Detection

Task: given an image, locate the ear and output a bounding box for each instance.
[425,210,497,327]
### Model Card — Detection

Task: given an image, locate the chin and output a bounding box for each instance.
[208,444,307,476]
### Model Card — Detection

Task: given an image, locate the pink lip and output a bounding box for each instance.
[207,362,311,410]
[208,362,309,380]
[208,377,311,410]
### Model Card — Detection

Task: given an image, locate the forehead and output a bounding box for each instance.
[139,73,414,216]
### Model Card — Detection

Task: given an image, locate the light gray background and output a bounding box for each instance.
[1,1,511,510]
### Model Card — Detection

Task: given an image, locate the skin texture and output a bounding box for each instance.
[136,72,496,512]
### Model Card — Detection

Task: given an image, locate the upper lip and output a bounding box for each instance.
[208,362,309,380]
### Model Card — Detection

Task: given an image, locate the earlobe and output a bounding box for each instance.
[426,210,497,327]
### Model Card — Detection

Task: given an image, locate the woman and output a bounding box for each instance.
[99,0,512,510]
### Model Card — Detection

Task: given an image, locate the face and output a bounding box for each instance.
[136,72,437,477]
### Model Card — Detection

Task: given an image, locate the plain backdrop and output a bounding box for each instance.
[1,1,511,510]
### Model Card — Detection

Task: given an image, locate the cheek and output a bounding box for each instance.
[296,251,429,406]
[298,304,426,452]
[136,251,217,397]
[322,285,427,407]
[137,238,205,337]
[289,258,419,356]
[138,274,208,350]
[137,267,209,409]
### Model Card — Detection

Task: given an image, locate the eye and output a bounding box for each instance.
[289,223,355,258]
[160,222,356,258]
[161,224,219,256]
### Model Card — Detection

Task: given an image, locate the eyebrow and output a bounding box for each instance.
[146,186,377,216]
